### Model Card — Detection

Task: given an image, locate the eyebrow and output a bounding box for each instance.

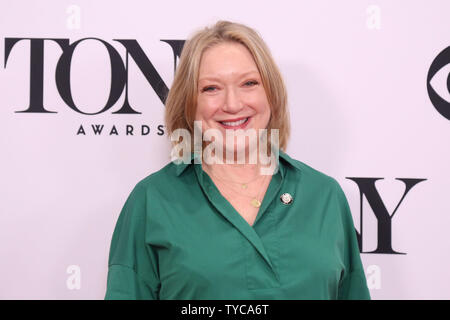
[198,70,260,82]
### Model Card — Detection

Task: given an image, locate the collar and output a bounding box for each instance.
[174,149,300,177]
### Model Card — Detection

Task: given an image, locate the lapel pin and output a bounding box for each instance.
[280,193,293,205]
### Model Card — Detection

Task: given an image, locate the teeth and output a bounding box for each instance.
[221,118,248,126]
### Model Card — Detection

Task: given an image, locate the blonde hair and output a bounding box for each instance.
[164,20,290,152]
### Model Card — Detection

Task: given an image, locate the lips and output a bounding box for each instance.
[218,117,250,129]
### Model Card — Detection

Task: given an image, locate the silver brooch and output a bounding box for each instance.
[280,193,293,205]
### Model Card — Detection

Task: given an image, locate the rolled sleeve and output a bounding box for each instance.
[105,264,157,300]
[338,269,371,300]
[105,182,160,300]
[333,179,371,300]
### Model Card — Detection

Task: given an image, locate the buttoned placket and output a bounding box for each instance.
[192,157,285,288]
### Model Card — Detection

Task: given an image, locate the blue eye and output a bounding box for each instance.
[202,86,216,92]
[244,80,259,86]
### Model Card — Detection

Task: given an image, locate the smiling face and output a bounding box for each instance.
[195,41,271,157]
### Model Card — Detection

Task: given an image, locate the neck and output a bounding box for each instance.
[201,150,276,183]
[203,161,261,183]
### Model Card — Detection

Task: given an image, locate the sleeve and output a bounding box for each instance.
[104,183,161,300]
[333,180,371,300]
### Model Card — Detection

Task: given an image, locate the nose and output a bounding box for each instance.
[222,86,244,114]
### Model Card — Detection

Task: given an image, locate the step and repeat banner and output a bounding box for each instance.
[0,0,449,299]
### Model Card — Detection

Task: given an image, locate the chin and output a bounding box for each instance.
[223,141,259,163]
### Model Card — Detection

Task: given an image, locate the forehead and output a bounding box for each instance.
[198,42,259,76]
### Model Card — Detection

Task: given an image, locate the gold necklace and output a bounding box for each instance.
[210,170,262,189]
[205,168,267,208]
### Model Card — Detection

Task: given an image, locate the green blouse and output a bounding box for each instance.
[104,150,370,300]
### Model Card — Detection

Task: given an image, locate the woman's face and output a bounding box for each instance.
[195,42,271,157]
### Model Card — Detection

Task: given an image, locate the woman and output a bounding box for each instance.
[104,20,370,300]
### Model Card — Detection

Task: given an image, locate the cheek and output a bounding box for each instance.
[252,95,271,128]
[195,97,219,121]
[250,92,271,117]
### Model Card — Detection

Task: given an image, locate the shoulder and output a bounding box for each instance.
[127,160,192,201]
[113,161,188,227]
[282,153,355,230]
[135,161,178,187]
